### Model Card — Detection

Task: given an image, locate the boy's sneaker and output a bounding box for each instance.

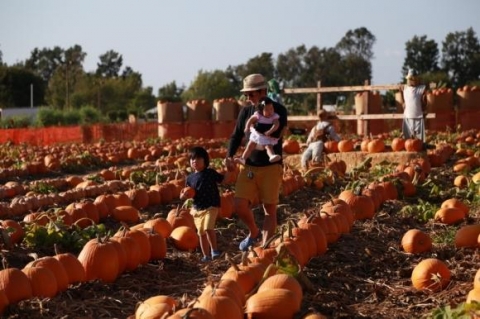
[239,232,262,251]
[211,250,222,259]
[200,255,212,262]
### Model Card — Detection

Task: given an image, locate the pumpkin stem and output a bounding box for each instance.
[261,232,281,249]
[225,253,240,271]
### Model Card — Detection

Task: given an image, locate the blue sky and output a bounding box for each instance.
[1,0,479,93]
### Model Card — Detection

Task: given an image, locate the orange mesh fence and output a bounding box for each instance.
[2,114,477,147]
[0,123,158,146]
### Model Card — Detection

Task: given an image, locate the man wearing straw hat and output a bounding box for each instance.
[400,68,427,143]
[224,73,288,251]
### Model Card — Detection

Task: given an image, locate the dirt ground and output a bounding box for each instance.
[2,163,479,319]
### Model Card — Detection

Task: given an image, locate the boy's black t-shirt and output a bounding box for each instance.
[186,168,224,210]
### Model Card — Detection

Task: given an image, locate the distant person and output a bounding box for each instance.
[400,69,427,142]
[224,73,288,251]
[301,109,341,170]
[267,78,283,104]
[235,96,281,165]
[182,146,226,262]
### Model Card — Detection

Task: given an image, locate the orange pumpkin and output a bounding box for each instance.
[454,225,480,248]
[434,207,465,225]
[24,256,70,292]
[404,138,423,152]
[0,268,32,304]
[167,308,215,319]
[391,137,405,152]
[337,139,354,152]
[401,229,432,254]
[77,237,120,283]
[367,138,385,153]
[245,288,301,319]
[144,217,173,238]
[111,206,140,224]
[440,198,469,217]
[170,226,199,251]
[411,258,450,292]
[179,186,196,200]
[282,139,301,154]
[21,266,58,298]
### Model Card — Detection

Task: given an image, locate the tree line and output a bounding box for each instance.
[0,26,479,127]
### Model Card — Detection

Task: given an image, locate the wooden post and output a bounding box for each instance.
[317,81,322,113]
[363,79,369,136]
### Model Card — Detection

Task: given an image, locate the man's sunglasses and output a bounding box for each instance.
[244,91,258,98]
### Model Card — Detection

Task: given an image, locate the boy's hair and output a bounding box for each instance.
[189,146,210,167]
[257,96,274,112]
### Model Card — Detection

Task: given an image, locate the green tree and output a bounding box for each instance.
[0,46,3,65]
[24,46,64,84]
[232,52,276,88]
[181,69,237,102]
[441,27,480,88]
[402,35,440,79]
[0,65,45,108]
[276,45,308,87]
[96,50,123,78]
[128,86,156,115]
[158,81,184,102]
[336,27,376,61]
[41,45,87,109]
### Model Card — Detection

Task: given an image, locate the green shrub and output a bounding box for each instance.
[35,107,64,127]
[79,105,104,124]
[63,109,82,125]
[0,115,32,128]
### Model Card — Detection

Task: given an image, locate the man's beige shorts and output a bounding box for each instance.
[235,164,282,205]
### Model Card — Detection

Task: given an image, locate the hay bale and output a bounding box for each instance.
[284,151,426,172]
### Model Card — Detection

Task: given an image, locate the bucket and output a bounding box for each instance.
[213,98,238,121]
[457,109,480,130]
[426,89,454,112]
[457,89,480,110]
[186,99,212,121]
[426,111,455,131]
[212,121,235,139]
[158,122,185,140]
[354,92,382,114]
[157,101,184,123]
[185,121,212,139]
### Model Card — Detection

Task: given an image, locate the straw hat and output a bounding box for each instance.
[405,68,419,81]
[240,74,268,92]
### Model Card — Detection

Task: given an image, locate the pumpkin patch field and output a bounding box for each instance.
[0,129,480,319]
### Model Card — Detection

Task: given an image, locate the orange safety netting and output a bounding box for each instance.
[0,123,159,146]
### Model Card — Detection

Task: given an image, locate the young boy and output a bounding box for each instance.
[181,146,226,262]
[235,96,281,165]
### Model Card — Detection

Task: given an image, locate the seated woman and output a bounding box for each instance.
[301,110,341,170]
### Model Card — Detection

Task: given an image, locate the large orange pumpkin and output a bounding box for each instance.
[411,258,451,292]
[0,268,32,304]
[77,237,120,283]
[401,229,432,254]
[170,226,199,251]
[282,139,301,154]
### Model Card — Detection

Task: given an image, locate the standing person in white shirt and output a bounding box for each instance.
[401,69,427,142]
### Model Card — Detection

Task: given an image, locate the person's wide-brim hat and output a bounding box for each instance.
[405,69,419,81]
[240,74,268,92]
